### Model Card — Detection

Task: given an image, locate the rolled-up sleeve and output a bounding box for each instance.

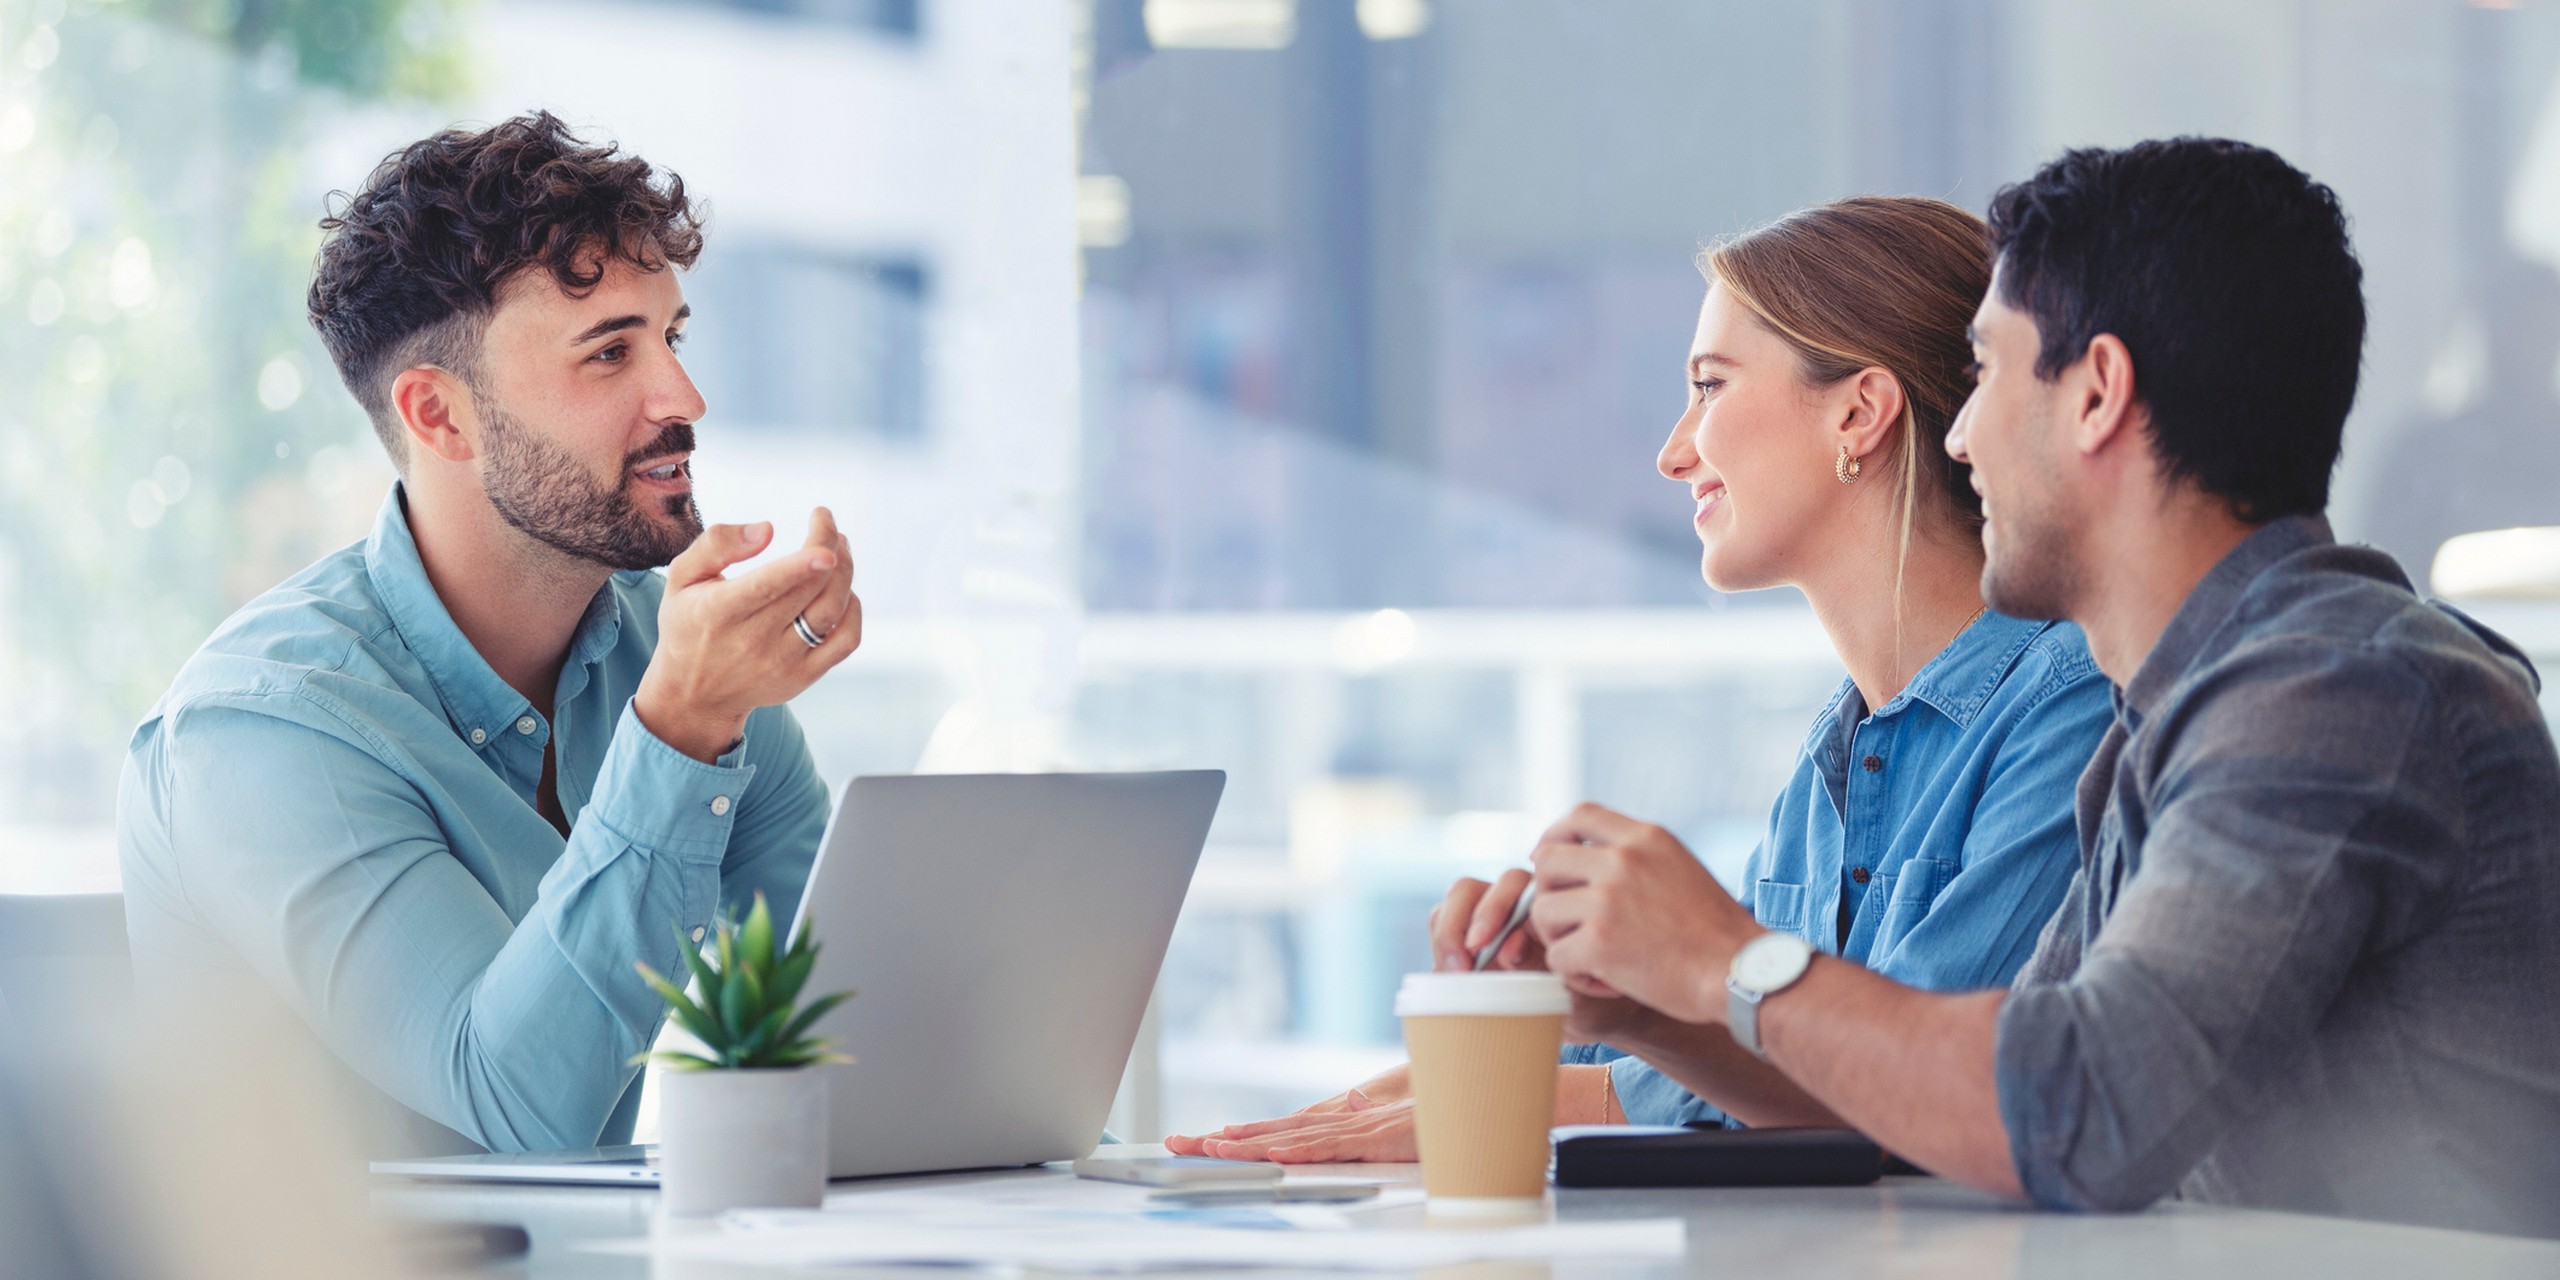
[162,694,758,1153]
[1606,1053,1728,1126]
[1992,644,2455,1211]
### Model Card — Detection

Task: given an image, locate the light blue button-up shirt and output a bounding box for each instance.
[118,487,828,1156]
[1563,611,2112,1125]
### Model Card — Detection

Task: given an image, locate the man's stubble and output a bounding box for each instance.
[478,395,701,573]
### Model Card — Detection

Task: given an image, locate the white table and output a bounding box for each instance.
[374,1150,2560,1278]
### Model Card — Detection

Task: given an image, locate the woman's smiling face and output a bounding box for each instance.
[1657,281,1855,593]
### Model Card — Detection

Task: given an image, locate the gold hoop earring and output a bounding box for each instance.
[1835,445,1862,484]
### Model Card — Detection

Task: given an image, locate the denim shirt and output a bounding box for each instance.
[1564,611,2112,1125]
[118,487,827,1156]
[1997,517,2560,1239]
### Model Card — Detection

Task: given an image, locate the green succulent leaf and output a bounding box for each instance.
[741,892,777,977]
[640,1051,725,1072]
[637,959,725,1050]
[735,1004,794,1065]
[679,926,723,996]
[668,1005,727,1052]
[633,961,685,1007]
[717,962,754,1044]
[767,946,817,1013]
[776,990,854,1048]
[691,1008,726,1051]
[633,905,857,1071]
[771,1037,853,1068]
[634,963,715,1035]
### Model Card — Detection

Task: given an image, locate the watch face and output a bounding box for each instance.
[1732,933,1813,993]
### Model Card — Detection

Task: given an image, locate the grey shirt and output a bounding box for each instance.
[1995,515,2560,1239]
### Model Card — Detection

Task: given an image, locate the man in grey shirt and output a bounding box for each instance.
[1506,137,2560,1238]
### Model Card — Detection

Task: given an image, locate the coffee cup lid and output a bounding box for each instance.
[1393,971,1570,1016]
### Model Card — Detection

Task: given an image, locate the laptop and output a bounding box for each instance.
[371,769,1225,1185]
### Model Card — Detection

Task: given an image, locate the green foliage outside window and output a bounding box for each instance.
[0,0,466,819]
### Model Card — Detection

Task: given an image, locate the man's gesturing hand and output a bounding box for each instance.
[1530,803,1763,1024]
[633,508,862,762]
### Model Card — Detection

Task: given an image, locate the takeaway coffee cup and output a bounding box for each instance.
[1395,971,1570,1212]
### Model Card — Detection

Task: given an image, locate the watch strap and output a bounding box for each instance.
[1727,983,1769,1057]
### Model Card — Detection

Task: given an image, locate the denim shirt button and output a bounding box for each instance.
[1861,754,1884,772]
[1851,866,1872,885]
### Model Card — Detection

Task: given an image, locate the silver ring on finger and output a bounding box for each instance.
[791,613,826,649]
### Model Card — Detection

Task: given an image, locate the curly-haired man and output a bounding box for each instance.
[117,113,857,1155]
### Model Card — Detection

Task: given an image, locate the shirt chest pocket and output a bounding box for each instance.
[1753,880,1808,933]
[1874,857,1956,947]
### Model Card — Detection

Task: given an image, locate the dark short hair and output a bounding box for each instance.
[1985,138,2365,522]
[307,110,705,466]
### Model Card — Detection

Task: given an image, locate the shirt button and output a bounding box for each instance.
[1861,754,1883,772]
[515,715,538,735]
[468,727,487,746]
[690,926,706,943]
[710,795,732,817]
[1851,866,1872,885]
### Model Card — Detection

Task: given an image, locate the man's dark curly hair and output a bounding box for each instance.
[307,110,706,467]
[1986,137,2365,522]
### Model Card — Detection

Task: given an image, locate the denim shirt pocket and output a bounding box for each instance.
[1754,880,1808,933]
[1874,857,1956,950]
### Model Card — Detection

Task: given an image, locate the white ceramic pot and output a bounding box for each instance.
[656,1066,830,1218]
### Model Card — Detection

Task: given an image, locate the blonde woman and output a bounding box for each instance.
[1171,197,2112,1159]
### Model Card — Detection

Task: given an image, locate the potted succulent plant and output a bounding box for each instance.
[635,892,854,1217]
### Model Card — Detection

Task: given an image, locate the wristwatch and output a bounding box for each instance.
[1725,931,1816,1059]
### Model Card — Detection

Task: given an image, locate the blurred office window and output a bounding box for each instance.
[668,0,921,39]
[0,0,467,888]
[1072,0,2560,1133]
[683,246,931,441]
[20,0,2560,1146]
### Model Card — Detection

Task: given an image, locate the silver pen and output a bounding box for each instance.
[1471,884,1537,970]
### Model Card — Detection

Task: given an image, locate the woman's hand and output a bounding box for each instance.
[1531,803,1764,1023]
[1164,1065,1418,1164]
[1432,865,1675,1043]
[1163,1062,1629,1162]
[1428,868,1543,972]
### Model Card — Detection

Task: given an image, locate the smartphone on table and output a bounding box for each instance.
[1069,1156,1280,1189]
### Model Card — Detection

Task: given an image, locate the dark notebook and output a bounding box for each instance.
[1551,1125,1893,1188]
